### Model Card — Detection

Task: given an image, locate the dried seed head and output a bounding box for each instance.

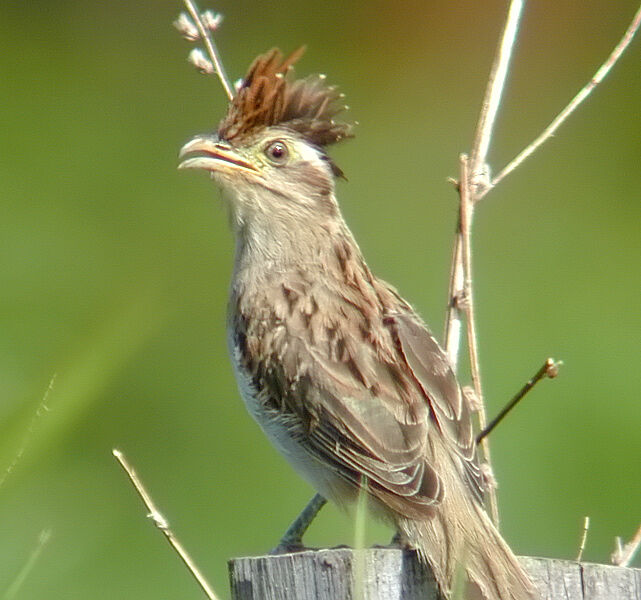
[188,48,214,75]
[174,12,199,41]
[201,10,223,32]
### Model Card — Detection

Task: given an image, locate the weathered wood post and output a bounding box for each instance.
[229,549,641,600]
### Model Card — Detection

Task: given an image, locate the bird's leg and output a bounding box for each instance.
[375,530,414,551]
[270,493,327,554]
[389,531,403,547]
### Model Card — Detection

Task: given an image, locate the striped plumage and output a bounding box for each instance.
[180,48,537,600]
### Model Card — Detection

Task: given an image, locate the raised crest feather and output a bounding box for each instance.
[218,48,353,147]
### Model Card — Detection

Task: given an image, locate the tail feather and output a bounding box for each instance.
[397,440,537,600]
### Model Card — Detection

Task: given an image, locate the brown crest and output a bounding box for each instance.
[218,48,353,147]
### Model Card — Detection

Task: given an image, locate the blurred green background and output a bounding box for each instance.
[1,1,640,597]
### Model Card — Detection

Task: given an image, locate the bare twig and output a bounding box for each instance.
[0,375,55,490]
[476,358,560,444]
[576,516,590,562]
[182,0,234,100]
[457,155,498,524]
[469,0,525,189]
[444,2,525,526]
[443,220,464,369]
[445,0,524,364]
[488,3,641,193]
[612,522,641,567]
[3,529,52,600]
[112,449,220,600]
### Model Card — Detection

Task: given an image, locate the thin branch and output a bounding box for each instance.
[488,3,641,192]
[576,516,590,562]
[457,155,499,525]
[469,0,525,183]
[182,0,234,101]
[112,449,220,600]
[476,358,560,444]
[444,0,524,368]
[3,529,52,600]
[443,220,464,368]
[612,522,641,567]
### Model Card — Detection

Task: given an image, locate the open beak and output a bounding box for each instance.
[178,136,259,175]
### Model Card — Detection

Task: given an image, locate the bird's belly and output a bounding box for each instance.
[229,344,350,505]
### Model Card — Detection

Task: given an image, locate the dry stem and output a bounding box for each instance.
[112,449,220,600]
[476,358,560,444]
[445,0,524,526]
[469,0,524,185]
[458,155,498,524]
[487,3,641,193]
[612,522,641,567]
[576,516,590,562]
[183,0,234,100]
[444,2,640,528]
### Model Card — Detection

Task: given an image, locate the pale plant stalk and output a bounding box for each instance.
[444,1,641,528]
[183,0,234,100]
[612,522,641,567]
[445,0,525,527]
[488,2,641,193]
[458,155,500,525]
[469,0,525,180]
[443,227,464,368]
[576,516,590,562]
[112,450,220,600]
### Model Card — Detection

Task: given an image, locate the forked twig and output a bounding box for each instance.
[469,0,525,185]
[612,522,641,567]
[445,1,525,526]
[112,449,220,600]
[487,3,641,193]
[444,0,524,368]
[181,0,234,100]
[576,516,590,562]
[476,358,560,444]
[444,2,640,528]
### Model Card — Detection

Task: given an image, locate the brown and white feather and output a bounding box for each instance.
[183,47,537,600]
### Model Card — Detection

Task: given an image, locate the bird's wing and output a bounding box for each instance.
[391,311,484,502]
[236,272,482,516]
[292,308,483,516]
[301,343,446,517]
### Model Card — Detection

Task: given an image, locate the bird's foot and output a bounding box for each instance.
[269,537,314,555]
[372,531,415,551]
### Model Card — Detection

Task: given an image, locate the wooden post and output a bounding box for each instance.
[229,549,641,599]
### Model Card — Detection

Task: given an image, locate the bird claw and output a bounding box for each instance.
[269,539,313,555]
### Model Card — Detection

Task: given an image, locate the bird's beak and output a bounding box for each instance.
[178,136,259,175]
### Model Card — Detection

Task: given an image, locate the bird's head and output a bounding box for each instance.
[179,48,353,240]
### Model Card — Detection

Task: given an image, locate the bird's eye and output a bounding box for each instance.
[264,140,289,165]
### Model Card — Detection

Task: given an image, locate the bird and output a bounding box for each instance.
[179,47,536,600]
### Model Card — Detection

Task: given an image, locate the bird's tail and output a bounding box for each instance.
[397,446,537,599]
